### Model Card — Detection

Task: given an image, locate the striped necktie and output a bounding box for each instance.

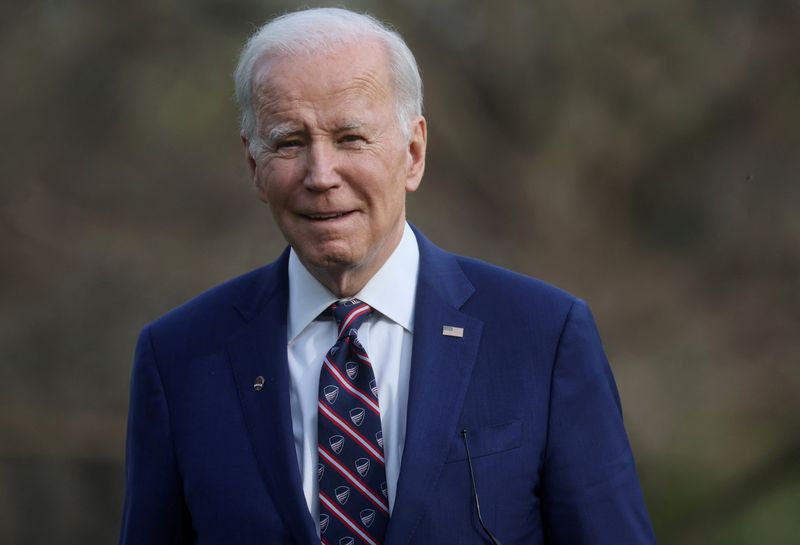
[317,299,389,545]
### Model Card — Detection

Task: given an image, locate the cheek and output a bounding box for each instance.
[259,162,298,206]
[360,157,407,202]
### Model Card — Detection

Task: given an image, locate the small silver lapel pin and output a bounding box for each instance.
[253,376,265,391]
[442,325,464,338]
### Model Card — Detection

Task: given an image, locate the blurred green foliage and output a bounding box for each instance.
[1,1,798,543]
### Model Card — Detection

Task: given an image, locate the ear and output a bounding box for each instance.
[404,115,427,193]
[242,133,268,203]
[241,133,257,181]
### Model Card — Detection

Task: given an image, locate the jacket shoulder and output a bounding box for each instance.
[143,254,287,359]
[456,254,580,308]
[452,254,586,346]
[151,266,262,323]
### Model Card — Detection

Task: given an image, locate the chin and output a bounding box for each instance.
[304,246,362,272]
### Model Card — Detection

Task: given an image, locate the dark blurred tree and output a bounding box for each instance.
[1,1,798,543]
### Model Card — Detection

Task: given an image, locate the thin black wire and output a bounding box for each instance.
[461,430,503,545]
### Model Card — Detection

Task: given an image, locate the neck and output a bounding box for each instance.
[313,269,372,299]
[303,223,405,298]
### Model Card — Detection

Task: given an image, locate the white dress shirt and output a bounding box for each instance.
[286,222,419,532]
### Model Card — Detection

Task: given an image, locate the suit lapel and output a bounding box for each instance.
[384,230,483,545]
[226,253,319,545]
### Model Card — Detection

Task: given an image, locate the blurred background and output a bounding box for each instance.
[1,0,798,543]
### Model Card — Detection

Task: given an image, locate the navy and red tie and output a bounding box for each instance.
[317,299,389,545]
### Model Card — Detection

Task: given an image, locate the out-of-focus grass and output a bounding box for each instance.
[707,470,800,545]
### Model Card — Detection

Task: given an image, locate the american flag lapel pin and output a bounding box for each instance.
[442,325,464,338]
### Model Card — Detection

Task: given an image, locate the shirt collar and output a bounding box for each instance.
[287,222,419,343]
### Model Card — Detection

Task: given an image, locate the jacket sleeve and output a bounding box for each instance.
[119,326,193,545]
[541,300,657,544]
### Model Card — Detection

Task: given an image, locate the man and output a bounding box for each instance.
[119,7,656,545]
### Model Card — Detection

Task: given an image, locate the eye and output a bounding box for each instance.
[276,139,303,150]
[338,134,366,146]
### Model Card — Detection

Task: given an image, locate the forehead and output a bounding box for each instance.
[252,39,395,122]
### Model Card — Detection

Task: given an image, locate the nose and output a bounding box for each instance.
[304,141,341,192]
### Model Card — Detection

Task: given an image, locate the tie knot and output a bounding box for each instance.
[331,299,372,338]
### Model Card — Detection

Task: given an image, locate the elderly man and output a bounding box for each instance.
[119,7,657,545]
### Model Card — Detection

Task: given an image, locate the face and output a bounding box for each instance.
[244,39,426,293]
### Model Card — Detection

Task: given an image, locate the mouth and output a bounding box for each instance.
[301,211,355,222]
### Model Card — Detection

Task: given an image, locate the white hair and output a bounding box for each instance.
[233,7,423,147]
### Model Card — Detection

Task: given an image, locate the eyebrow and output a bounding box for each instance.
[339,121,364,132]
[267,123,299,143]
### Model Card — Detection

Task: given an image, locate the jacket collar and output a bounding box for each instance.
[384,226,483,545]
[227,248,320,545]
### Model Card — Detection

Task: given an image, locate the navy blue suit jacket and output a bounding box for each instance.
[119,229,656,544]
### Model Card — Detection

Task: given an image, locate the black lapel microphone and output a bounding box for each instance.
[461,430,503,545]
